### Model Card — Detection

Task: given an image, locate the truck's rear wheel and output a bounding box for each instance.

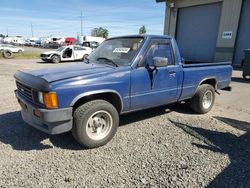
[190,84,215,114]
[51,55,60,63]
[72,100,119,148]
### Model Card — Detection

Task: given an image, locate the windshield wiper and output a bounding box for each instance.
[96,57,118,67]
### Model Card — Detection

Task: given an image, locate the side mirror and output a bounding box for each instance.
[153,57,168,67]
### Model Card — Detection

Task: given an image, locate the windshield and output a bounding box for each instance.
[56,46,66,52]
[88,37,144,66]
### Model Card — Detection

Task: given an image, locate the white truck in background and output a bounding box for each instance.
[78,35,105,49]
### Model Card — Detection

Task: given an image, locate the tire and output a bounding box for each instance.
[190,84,215,114]
[3,50,14,59]
[72,100,119,148]
[243,73,247,80]
[82,54,88,61]
[51,55,60,63]
[18,50,22,53]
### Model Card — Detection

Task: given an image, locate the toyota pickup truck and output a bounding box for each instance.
[14,35,232,148]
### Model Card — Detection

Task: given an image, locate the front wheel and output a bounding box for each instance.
[190,84,215,114]
[51,55,60,63]
[72,100,119,148]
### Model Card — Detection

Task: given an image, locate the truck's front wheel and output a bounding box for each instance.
[72,100,119,148]
[190,84,215,114]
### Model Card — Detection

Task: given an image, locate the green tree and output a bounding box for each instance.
[139,25,147,34]
[91,27,109,39]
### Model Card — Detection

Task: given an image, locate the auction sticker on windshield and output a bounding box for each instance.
[113,48,130,53]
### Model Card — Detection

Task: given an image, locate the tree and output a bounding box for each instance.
[91,27,109,39]
[0,34,5,38]
[139,25,146,35]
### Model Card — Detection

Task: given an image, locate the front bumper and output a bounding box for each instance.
[15,91,73,134]
[41,57,51,61]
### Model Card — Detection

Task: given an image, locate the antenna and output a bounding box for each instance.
[31,23,33,37]
[6,27,8,36]
[81,11,83,36]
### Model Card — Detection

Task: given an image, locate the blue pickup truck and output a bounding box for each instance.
[14,35,232,148]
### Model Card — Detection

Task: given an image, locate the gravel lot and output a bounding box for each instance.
[0,59,249,187]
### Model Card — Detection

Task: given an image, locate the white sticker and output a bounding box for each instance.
[222,31,233,39]
[113,48,130,53]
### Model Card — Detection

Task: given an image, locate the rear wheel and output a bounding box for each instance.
[72,100,119,148]
[243,73,247,80]
[51,55,60,63]
[190,84,215,114]
[82,54,88,61]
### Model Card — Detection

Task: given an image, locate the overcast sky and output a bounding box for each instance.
[0,0,165,38]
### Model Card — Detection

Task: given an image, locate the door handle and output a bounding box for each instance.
[169,71,176,74]
[168,70,176,78]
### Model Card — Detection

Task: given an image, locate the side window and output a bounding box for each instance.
[143,42,174,67]
[74,46,85,51]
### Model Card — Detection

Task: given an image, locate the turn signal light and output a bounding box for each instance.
[43,92,58,109]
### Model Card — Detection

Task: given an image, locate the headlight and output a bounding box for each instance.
[38,92,44,104]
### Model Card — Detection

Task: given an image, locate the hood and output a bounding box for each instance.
[42,50,59,55]
[28,62,119,83]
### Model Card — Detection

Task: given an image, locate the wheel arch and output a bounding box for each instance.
[71,90,123,113]
[199,77,217,90]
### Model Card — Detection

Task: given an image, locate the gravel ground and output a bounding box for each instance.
[0,59,249,187]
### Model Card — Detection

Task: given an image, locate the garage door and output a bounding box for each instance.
[176,3,222,63]
[234,0,250,66]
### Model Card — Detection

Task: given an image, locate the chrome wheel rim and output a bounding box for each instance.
[202,90,213,109]
[53,56,59,63]
[86,110,113,140]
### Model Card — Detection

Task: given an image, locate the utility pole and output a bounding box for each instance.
[6,27,8,36]
[31,23,33,37]
[80,11,83,36]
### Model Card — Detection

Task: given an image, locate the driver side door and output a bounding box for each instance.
[130,39,180,110]
[61,47,74,61]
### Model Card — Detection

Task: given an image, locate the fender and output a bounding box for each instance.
[193,77,218,95]
[70,89,124,111]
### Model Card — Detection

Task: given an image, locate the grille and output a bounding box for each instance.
[41,54,47,58]
[16,81,33,101]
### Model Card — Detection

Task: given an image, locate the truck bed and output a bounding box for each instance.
[179,61,232,101]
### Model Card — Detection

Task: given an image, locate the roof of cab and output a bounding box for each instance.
[107,34,173,40]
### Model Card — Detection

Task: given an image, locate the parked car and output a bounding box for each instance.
[14,35,232,148]
[25,39,36,46]
[0,44,24,53]
[40,45,92,63]
[82,41,100,49]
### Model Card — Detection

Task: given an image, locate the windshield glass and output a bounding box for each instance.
[88,37,144,66]
[56,46,65,52]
